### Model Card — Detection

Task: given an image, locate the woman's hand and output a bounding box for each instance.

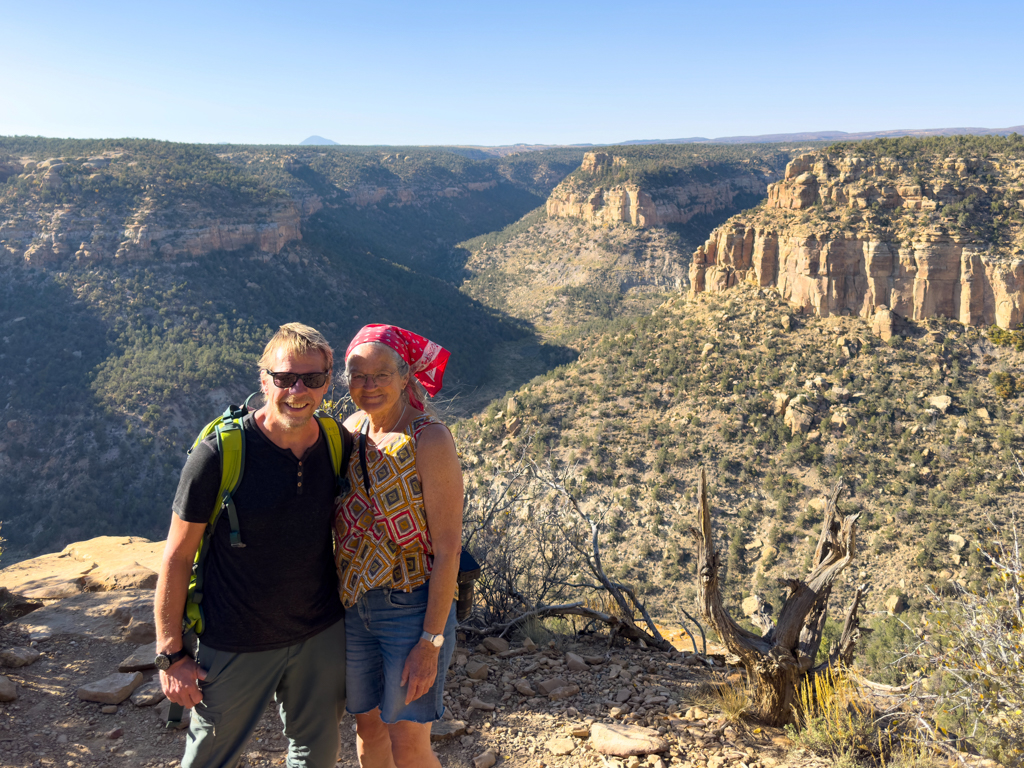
[400,639,441,704]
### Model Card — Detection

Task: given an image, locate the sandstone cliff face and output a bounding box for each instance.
[115,200,302,261]
[690,148,1024,329]
[546,152,780,228]
[0,153,308,268]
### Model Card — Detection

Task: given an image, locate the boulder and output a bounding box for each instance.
[590,723,669,756]
[473,750,497,768]
[547,737,575,755]
[464,660,489,680]
[548,684,579,701]
[885,594,908,616]
[430,720,467,742]
[123,617,157,644]
[538,677,570,695]
[514,681,535,696]
[130,680,165,707]
[481,637,509,654]
[948,533,967,551]
[928,395,953,414]
[0,646,41,668]
[118,641,157,672]
[565,652,588,671]
[0,587,43,621]
[77,672,143,704]
[740,596,762,617]
[784,396,815,435]
[871,308,904,341]
[0,675,17,701]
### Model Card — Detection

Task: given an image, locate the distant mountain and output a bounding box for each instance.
[299,135,339,145]
[620,125,1024,145]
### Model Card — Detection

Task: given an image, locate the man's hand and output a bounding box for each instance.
[160,657,207,708]
[400,639,440,705]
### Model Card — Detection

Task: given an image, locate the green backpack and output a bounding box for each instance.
[182,394,352,636]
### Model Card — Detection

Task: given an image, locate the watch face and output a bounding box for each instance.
[154,655,171,671]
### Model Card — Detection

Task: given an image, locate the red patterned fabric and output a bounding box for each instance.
[345,325,449,406]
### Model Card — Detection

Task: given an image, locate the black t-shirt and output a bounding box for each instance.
[172,413,344,652]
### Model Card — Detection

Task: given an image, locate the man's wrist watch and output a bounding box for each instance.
[420,631,444,649]
[154,649,189,670]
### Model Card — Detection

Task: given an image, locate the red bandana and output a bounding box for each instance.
[345,324,450,408]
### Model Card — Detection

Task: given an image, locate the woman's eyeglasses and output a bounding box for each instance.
[264,370,330,389]
[348,372,396,388]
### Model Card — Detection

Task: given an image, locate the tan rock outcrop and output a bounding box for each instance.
[547,153,779,229]
[692,225,1024,329]
[690,147,1024,328]
[116,200,302,260]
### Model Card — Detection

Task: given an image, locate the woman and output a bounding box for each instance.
[333,324,463,768]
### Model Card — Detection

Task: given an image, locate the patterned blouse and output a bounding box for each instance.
[333,412,446,607]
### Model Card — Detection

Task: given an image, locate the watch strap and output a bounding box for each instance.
[420,630,444,648]
[156,648,189,668]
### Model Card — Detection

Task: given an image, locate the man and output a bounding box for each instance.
[155,323,346,768]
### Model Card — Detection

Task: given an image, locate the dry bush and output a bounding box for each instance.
[909,515,1024,767]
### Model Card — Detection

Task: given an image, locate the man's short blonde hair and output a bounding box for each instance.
[258,323,334,373]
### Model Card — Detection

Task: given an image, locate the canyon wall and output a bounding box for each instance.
[546,152,779,228]
[690,149,1024,328]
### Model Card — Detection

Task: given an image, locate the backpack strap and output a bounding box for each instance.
[314,413,353,500]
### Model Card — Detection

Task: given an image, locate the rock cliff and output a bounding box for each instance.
[546,152,783,228]
[0,152,307,269]
[690,140,1024,328]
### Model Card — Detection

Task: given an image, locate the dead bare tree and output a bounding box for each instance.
[462,445,675,650]
[528,462,675,651]
[689,467,868,726]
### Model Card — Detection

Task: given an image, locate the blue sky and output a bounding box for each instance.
[1,0,1021,146]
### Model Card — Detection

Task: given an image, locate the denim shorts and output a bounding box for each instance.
[345,581,456,724]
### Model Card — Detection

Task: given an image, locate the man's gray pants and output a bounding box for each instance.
[182,618,346,768]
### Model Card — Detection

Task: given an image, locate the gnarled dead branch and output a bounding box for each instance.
[689,466,867,726]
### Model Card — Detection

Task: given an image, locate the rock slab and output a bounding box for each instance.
[130,680,165,707]
[11,589,154,642]
[590,723,669,757]
[547,736,575,755]
[0,675,17,701]
[118,641,157,672]
[77,671,143,704]
[0,646,41,667]
[430,720,467,742]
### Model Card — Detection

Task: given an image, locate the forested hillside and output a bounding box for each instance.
[0,138,583,554]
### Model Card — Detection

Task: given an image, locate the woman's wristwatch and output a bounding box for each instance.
[420,631,444,648]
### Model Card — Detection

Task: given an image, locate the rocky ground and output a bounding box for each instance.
[0,618,822,768]
[0,536,823,768]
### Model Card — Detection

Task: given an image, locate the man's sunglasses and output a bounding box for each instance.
[264,370,330,389]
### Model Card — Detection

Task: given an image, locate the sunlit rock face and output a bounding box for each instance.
[546,152,780,229]
[690,148,1024,329]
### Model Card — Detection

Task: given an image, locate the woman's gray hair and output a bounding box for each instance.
[344,341,437,416]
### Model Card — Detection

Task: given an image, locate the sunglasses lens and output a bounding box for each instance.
[303,373,328,388]
[272,373,299,388]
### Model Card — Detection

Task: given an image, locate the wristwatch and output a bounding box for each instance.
[420,631,444,648]
[154,649,189,670]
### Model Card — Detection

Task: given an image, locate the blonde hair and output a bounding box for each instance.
[258,323,334,374]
